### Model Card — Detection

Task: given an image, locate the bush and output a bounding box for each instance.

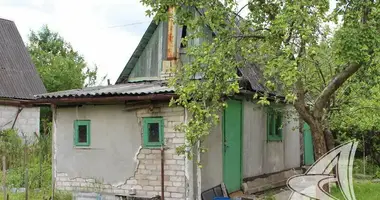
[0,128,54,198]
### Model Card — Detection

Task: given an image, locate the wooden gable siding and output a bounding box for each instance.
[179,25,213,66]
[129,22,166,81]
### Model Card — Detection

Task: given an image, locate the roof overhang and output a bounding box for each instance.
[0,98,35,107]
[33,93,176,105]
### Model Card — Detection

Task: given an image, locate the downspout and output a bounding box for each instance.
[184,109,194,200]
[11,107,24,129]
[197,141,202,200]
[161,146,165,200]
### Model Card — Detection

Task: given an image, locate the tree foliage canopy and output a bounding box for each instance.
[28,25,105,92]
[141,0,380,158]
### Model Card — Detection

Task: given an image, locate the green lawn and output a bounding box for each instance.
[331,181,380,199]
[0,191,71,200]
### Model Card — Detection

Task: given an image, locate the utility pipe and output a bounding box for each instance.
[161,146,165,200]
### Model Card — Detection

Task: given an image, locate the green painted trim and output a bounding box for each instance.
[143,117,164,148]
[74,120,91,147]
[266,107,283,141]
[239,100,243,186]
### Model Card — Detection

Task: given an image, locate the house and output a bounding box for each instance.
[34,8,306,200]
[0,18,46,139]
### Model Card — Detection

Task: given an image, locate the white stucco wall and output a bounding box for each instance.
[0,105,40,139]
[200,100,301,192]
[54,103,188,200]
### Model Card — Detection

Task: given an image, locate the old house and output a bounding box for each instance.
[0,18,46,139]
[34,9,306,200]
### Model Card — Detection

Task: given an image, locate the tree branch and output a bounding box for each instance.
[313,63,361,117]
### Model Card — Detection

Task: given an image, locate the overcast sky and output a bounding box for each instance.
[0,0,152,84]
[0,0,334,86]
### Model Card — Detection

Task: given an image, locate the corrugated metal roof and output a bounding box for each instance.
[0,18,47,100]
[36,82,173,99]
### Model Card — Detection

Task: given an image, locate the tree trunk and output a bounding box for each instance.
[324,129,335,151]
[310,121,328,160]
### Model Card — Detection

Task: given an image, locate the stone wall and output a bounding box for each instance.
[54,103,187,200]
[0,105,40,139]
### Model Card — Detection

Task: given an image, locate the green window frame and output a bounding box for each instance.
[143,117,164,148]
[267,107,283,141]
[74,120,91,147]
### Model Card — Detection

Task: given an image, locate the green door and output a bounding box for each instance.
[223,100,242,193]
[304,123,315,165]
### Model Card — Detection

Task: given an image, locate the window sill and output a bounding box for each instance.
[74,146,91,149]
[143,146,164,149]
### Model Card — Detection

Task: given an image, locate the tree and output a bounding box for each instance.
[141,0,380,159]
[28,25,105,93]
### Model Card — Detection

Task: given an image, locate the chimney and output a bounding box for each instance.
[107,79,111,85]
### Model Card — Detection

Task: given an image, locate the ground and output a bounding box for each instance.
[255,181,380,199]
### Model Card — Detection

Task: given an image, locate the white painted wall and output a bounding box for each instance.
[0,105,40,139]
[243,100,300,177]
[200,100,301,191]
[54,104,141,184]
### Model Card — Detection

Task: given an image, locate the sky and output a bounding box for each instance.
[0,0,335,85]
[0,0,152,84]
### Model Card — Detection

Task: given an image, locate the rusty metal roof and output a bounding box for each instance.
[0,18,47,100]
[36,82,173,99]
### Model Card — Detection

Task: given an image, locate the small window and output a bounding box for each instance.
[143,117,164,148]
[74,120,91,146]
[267,108,282,141]
[180,26,187,48]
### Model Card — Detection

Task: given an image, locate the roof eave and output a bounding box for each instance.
[33,93,176,105]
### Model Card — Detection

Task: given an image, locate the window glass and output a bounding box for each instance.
[148,123,160,142]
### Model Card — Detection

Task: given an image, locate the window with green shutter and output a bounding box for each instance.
[74,120,91,146]
[267,107,283,141]
[143,117,164,148]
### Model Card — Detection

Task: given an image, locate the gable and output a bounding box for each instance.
[0,18,46,100]
[128,22,166,81]
[116,21,168,84]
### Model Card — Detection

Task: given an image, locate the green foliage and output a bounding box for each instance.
[331,181,380,200]
[141,0,380,156]
[28,25,105,92]
[0,129,53,198]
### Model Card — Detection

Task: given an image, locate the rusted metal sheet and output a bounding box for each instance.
[0,18,47,99]
[166,7,177,60]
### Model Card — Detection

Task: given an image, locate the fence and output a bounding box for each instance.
[0,127,54,200]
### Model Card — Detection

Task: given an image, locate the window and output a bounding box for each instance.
[267,108,282,141]
[180,26,187,48]
[143,117,164,148]
[74,120,91,146]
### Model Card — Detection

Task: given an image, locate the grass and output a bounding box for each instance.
[0,191,72,200]
[330,181,380,199]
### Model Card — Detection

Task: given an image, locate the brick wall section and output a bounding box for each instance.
[0,105,40,139]
[55,104,187,200]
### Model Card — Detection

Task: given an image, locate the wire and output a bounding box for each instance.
[107,21,150,28]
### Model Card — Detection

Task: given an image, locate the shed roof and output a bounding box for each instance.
[36,81,173,99]
[0,18,46,100]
